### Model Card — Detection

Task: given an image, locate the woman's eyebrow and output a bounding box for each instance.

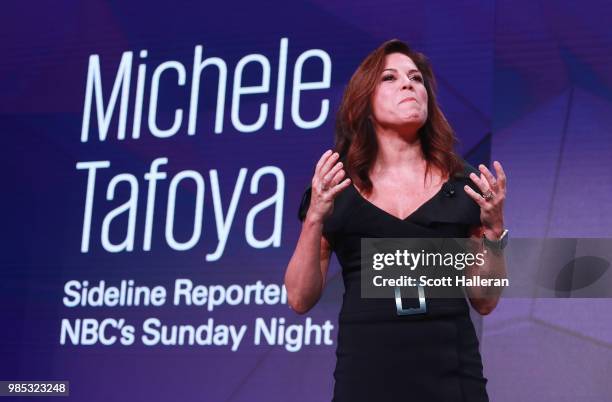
[382,68,421,74]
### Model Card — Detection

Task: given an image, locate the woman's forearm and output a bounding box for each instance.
[284,213,327,314]
[466,243,507,314]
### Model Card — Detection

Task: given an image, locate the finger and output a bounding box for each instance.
[324,162,344,186]
[478,164,497,191]
[315,149,333,175]
[468,172,489,194]
[330,178,352,197]
[464,184,486,208]
[493,161,507,191]
[320,152,340,177]
[329,167,346,187]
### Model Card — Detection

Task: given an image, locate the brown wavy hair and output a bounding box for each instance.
[335,39,464,195]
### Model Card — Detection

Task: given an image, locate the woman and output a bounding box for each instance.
[284,39,507,402]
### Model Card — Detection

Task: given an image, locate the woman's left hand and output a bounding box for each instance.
[464,161,507,240]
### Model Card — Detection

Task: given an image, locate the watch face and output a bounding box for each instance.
[497,230,509,249]
[500,229,509,244]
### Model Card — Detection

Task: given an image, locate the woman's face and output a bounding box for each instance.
[370,52,428,133]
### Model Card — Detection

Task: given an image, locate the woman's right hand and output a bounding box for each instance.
[307,150,352,224]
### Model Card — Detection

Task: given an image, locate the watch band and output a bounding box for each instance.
[483,229,509,250]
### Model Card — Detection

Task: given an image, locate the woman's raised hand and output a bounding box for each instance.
[464,161,507,240]
[307,150,352,224]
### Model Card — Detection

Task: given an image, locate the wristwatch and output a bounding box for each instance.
[483,229,509,250]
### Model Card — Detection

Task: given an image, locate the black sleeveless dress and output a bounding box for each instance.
[298,163,489,402]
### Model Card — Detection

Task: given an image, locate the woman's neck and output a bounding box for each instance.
[371,126,425,177]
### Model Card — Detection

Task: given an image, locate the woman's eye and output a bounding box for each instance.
[382,75,395,82]
[409,75,424,83]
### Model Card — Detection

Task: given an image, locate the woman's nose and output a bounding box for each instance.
[401,78,413,90]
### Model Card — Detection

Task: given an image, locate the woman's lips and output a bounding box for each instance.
[399,97,416,104]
